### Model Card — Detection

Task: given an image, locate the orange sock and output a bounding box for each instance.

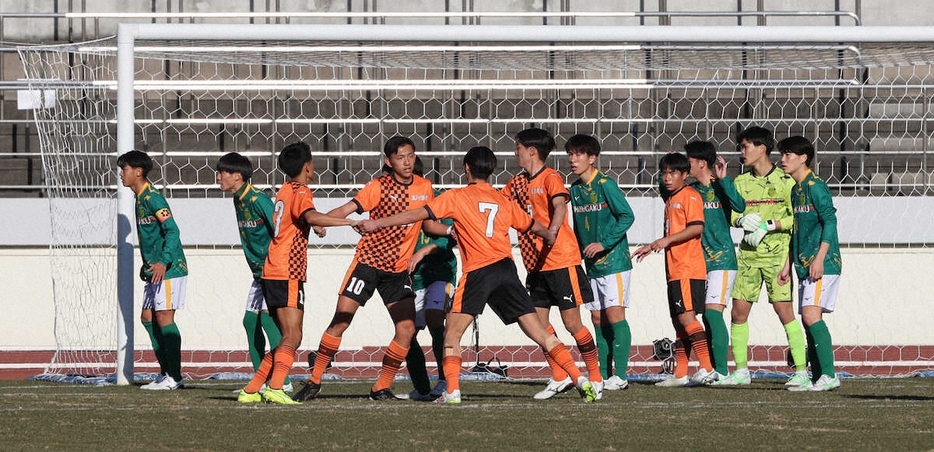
[686,320,713,371]
[547,343,583,383]
[573,328,602,383]
[544,325,568,381]
[269,344,295,390]
[372,340,408,392]
[244,352,273,393]
[674,344,689,378]
[442,355,462,393]
[311,333,341,384]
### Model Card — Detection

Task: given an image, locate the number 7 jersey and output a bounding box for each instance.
[426,182,534,273]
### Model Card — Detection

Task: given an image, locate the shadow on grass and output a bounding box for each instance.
[844,394,934,401]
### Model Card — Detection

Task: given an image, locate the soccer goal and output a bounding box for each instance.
[19,23,934,385]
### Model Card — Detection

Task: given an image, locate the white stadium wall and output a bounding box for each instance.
[2,197,932,379]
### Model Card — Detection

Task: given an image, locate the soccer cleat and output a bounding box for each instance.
[576,376,597,403]
[146,375,183,391]
[715,368,751,386]
[655,375,689,387]
[292,381,321,402]
[687,368,717,386]
[237,389,263,403]
[808,375,841,392]
[282,382,294,394]
[785,371,811,387]
[786,382,812,392]
[405,389,436,402]
[603,375,629,390]
[369,388,403,401]
[140,375,166,390]
[434,389,462,405]
[592,379,605,400]
[533,377,574,400]
[429,380,448,398]
[263,388,301,405]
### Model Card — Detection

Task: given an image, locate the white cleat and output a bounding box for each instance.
[592,379,605,400]
[687,368,717,386]
[434,389,462,404]
[603,375,629,390]
[533,377,574,400]
[655,375,689,387]
[715,368,751,386]
[785,371,811,387]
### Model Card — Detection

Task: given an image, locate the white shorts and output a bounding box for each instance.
[705,270,737,307]
[584,271,631,311]
[245,280,268,313]
[142,276,188,311]
[414,280,452,328]
[797,274,840,314]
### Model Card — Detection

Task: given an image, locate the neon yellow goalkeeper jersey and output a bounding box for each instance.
[731,165,795,268]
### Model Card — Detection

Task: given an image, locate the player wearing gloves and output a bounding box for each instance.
[717,127,809,387]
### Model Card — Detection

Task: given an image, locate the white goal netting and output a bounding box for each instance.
[19,30,934,382]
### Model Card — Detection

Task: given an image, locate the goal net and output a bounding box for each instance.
[19,25,934,383]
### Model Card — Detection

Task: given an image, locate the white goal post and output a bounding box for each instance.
[19,23,934,385]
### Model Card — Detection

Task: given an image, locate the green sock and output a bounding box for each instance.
[731,322,749,370]
[703,310,730,376]
[595,324,612,379]
[159,322,183,382]
[405,336,431,395]
[429,326,446,381]
[260,312,289,385]
[808,320,836,378]
[783,320,808,372]
[804,324,821,380]
[611,320,631,379]
[242,311,265,371]
[142,321,165,375]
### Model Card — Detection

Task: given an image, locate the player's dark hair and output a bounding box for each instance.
[464,146,497,180]
[117,150,153,178]
[684,140,717,167]
[215,152,254,181]
[777,135,815,167]
[564,134,601,157]
[516,127,555,161]
[384,135,415,158]
[278,141,312,178]
[659,152,691,173]
[737,126,775,154]
[413,155,425,178]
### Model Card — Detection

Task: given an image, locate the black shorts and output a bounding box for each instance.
[340,261,414,306]
[667,279,706,317]
[452,259,536,325]
[527,265,595,310]
[261,279,305,310]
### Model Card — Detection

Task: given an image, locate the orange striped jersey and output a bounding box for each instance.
[426,182,533,274]
[664,185,707,281]
[501,166,582,272]
[261,181,316,281]
[353,174,434,273]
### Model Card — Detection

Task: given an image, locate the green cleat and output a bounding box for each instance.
[577,377,597,403]
[237,390,263,404]
[263,388,302,405]
[785,371,811,387]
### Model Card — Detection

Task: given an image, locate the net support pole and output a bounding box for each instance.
[115,23,138,386]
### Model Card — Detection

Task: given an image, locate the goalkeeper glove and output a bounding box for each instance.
[736,213,762,232]
[742,220,777,248]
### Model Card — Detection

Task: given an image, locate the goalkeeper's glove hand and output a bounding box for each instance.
[742,220,777,248]
[736,213,762,232]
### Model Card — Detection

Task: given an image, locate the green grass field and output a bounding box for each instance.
[2,378,933,451]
